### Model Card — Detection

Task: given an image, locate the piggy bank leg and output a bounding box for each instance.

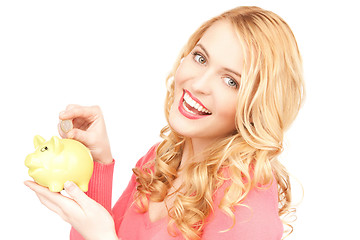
[48,182,64,192]
[78,183,89,192]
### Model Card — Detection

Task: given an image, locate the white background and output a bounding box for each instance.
[1,0,359,239]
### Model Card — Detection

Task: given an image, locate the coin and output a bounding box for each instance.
[60,120,73,133]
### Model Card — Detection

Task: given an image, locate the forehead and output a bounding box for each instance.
[197,20,245,69]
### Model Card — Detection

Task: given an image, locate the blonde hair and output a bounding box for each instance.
[133,6,304,239]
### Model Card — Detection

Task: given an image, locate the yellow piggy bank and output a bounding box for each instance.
[25,135,93,192]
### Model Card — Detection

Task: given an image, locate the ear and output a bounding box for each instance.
[49,136,64,154]
[33,135,45,149]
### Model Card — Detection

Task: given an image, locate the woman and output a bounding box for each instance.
[25,6,304,240]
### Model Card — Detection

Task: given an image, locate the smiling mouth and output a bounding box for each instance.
[179,90,212,119]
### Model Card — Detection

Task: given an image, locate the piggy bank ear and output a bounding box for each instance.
[34,135,46,149]
[49,136,64,154]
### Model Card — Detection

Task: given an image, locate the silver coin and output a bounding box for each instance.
[60,120,73,133]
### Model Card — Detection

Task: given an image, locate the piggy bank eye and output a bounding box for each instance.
[40,146,49,152]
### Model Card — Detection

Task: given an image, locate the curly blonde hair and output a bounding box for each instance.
[133,6,304,240]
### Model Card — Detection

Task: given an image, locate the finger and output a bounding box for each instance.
[25,181,84,223]
[66,128,90,145]
[25,181,64,203]
[24,180,48,192]
[59,104,79,119]
[25,181,66,214]
[59,105,101,121]
[35,192,63,215]
[64,181,91,209]
[65,104,79,111]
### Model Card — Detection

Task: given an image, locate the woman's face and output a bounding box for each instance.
[169,20,245,147]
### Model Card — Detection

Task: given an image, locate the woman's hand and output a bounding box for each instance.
[58,104,112,164]
[24,180,118,240]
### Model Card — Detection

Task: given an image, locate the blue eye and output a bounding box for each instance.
[193,52,207,65]
[223,77,238,88]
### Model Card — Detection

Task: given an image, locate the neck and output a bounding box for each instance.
[179,138,213,170]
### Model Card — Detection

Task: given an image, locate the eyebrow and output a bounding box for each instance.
[224,67,242,78]
[197,43,210,59]
[196,43,242,78]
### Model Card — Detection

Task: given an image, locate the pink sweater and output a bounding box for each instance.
[70,144,283,239]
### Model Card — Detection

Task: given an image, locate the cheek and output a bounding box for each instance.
[222,107,237,123]
[173,58,197,87]
[174,66,186,88]
[217,95,238,123]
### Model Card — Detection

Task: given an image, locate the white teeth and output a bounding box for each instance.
[183,101,196,114]
[183,92,211,114]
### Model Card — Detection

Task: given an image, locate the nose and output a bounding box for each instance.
[191,69,214,95]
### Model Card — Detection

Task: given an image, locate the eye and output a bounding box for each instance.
[40,146,48,152]
[192,52,207,65]
[223,77,238,89]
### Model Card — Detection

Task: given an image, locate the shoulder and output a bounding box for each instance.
[135,142,159,168]
[203,178,283,240]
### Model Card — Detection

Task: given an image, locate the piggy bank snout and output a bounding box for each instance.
[25,154,43,169]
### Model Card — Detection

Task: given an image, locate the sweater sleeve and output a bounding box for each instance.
[202,179,283,240]
[86,160,115,212]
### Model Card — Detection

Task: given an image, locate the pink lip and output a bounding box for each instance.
[178,90,209,120]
